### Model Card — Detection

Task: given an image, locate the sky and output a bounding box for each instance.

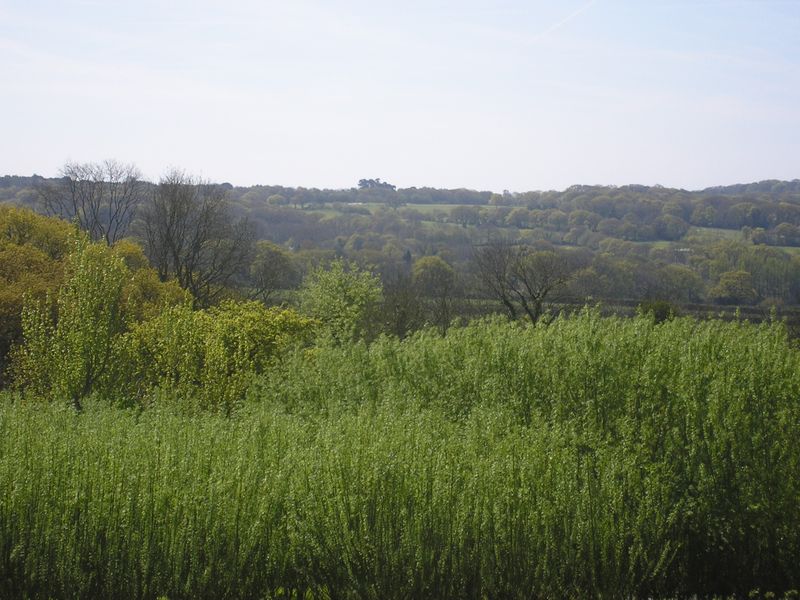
[1,0,799,192]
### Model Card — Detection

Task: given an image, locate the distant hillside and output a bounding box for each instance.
[4,173,800,313]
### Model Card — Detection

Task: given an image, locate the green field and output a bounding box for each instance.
[2,312,799,599]
[686,225,744,240]
[305,202,476,218]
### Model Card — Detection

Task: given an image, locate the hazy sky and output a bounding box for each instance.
[2,0,799,191]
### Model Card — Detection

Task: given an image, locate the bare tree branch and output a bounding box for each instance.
[473,239,578,323]
[138,170,255,307]
[472,239,519,320]
[37,160,144,244]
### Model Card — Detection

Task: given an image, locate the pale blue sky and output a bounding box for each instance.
[1,0,799,191]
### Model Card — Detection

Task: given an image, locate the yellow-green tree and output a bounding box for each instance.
[0,206,76,384]
[413,255,456,334]
[299,259,383,344]
[123,301,316,413]
[9,227,191,404]
[112,238,191,322]
[13,239,128,409]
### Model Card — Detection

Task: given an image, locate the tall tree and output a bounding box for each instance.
[380,269,423,338]
[0,206,75,386]
[247,241,298,303]
[472,239,520,320]
[38,159,144,244]
[509,249,577,323]
[413,255,457,334]
[473,240,578,323]
[139,170,255,307]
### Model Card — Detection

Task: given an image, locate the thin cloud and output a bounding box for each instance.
[658,0,800,5]
[537,0,598,39]
[454,2,599,49]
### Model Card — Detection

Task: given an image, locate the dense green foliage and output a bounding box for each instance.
[10,235,314,413]
[13,239,129,410]
[5,175,800,313]
[2,177,800,598]
[298,259,383,343]
[1,312,798,599]
[0,205,76,383]
[0,208,189,385]
[122,301,316,413]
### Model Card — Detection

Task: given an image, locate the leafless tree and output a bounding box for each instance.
[380,270,424,338]
[473,239,578,323]
[510,248,576,323]
[472,239,520,320]
[38,160,144,244]
[139,170,255,307]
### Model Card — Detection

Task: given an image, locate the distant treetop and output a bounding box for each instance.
[358,178,396,191]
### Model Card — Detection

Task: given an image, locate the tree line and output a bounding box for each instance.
[3,160,800,354]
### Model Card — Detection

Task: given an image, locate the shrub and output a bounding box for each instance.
[123,301,316,413]
[12,239,128,409]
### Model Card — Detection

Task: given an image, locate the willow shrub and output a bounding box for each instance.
[12,239,128,409]
[121,301,317,413]
[1,311,799,598]
[257,310,800,596]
